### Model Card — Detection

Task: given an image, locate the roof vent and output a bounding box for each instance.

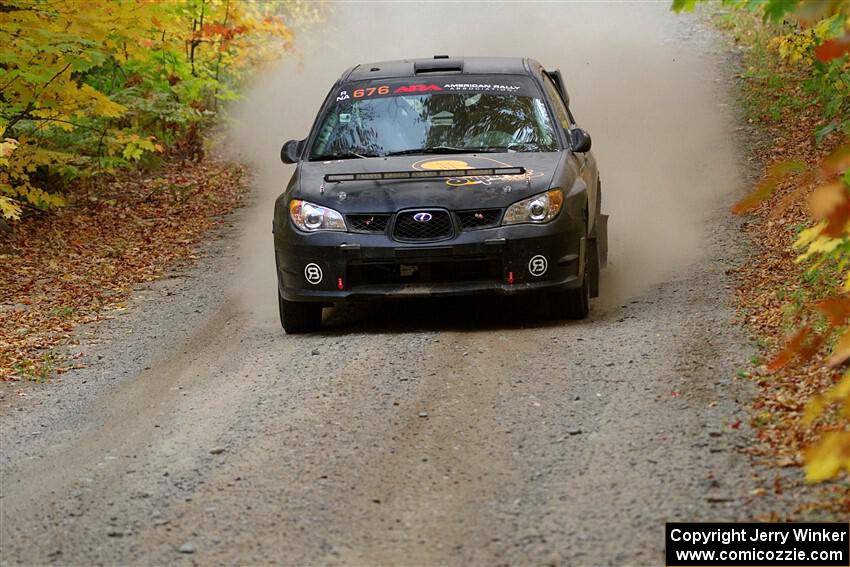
[414,58,463,75]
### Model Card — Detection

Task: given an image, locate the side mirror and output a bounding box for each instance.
[280,139,304,164]
[568,128,592,153]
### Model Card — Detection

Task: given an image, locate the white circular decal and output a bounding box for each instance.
[528,255,548,277]
[304,263,323,285]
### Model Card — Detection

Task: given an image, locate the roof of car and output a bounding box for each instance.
[343,56,537,82]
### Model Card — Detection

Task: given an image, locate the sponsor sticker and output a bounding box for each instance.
[411,156,545,188]
[443,83,522,92]
[304,263,323,285]
[528,255,548,277]
[394,84,442,93]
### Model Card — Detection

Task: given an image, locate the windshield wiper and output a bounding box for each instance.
[312,151,376,161]
[384,146,506,157]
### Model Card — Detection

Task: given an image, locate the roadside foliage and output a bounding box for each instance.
[677,0,850,488]
[0,0,295,221]
[0,0,321,380]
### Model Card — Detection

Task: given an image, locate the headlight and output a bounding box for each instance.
[502,189,564,225]
[289,199,347,232]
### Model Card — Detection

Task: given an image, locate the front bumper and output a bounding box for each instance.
[275,219,585,303]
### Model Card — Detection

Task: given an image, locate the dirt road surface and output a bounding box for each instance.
[2,4,775,566]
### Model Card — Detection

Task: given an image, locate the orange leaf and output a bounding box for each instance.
[814,296,850,327]
[732,160,807,214]
[767,326,813,373]
[824,201,850,238]
[815,36,850,63]
[809,182,846,220]
[821,144,850,178]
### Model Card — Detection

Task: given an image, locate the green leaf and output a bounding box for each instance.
[671,0,698,13]
[762,0,799,22]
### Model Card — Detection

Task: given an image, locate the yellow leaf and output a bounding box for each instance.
[0,138,18,165]
[803,395,826,424]
[827,370,850,401]
[805,430,850,482]
[794,220,826,249]
[0,195,22,220]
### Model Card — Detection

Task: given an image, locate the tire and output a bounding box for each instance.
[551,213,591,320]
[550,260,590,320]
[278,291,322,334]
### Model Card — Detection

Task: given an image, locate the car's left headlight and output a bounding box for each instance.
[289,199,347,232]
[502,189,564,225]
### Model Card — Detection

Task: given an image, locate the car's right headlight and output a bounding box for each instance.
[289,199,347,232]
[502,189,564,225]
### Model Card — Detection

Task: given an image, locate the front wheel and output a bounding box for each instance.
[278,291,322,334]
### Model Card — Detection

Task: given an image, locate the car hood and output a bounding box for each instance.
[292,152,565,213]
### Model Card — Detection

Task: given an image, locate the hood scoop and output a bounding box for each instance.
[324,166,525,183]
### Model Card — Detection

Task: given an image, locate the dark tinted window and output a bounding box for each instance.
[541,74,571,129]
[309,77,558,160]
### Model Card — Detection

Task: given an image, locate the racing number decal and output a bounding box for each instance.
[304,263,323,285]
[352,86,390,98]
[528,255,548,277]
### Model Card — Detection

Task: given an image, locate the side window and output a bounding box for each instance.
[541,75,571,129]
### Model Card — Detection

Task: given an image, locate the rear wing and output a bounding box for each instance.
[324,167,525,183]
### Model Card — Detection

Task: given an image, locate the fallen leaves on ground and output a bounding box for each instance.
[0,158,248,380]
[732,67,850,514]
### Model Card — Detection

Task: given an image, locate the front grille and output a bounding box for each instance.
[392,210,453,242]
[347,214,390,233]
[457,209,502,230]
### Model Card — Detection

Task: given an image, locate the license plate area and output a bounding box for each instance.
[399,264,419,278]
[349,257,500,287]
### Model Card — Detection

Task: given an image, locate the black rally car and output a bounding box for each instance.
[274,56,607,333]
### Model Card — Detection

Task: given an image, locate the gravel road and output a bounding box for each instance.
[1,4,782,566]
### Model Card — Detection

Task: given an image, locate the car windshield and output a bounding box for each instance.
[309,78,559,160]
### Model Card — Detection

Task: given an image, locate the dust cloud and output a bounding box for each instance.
[226,2,742,322]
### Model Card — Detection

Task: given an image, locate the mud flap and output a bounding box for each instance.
[588,238,600,298]
[588,214,608,298]
[598,213,608,269]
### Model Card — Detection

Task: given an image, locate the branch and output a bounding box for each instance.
[40,62,71,92]
[2,112,104,133]
[4,102,34,131]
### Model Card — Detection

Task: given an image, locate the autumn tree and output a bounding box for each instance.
[0,0,295,220]
[676,0,850,481]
